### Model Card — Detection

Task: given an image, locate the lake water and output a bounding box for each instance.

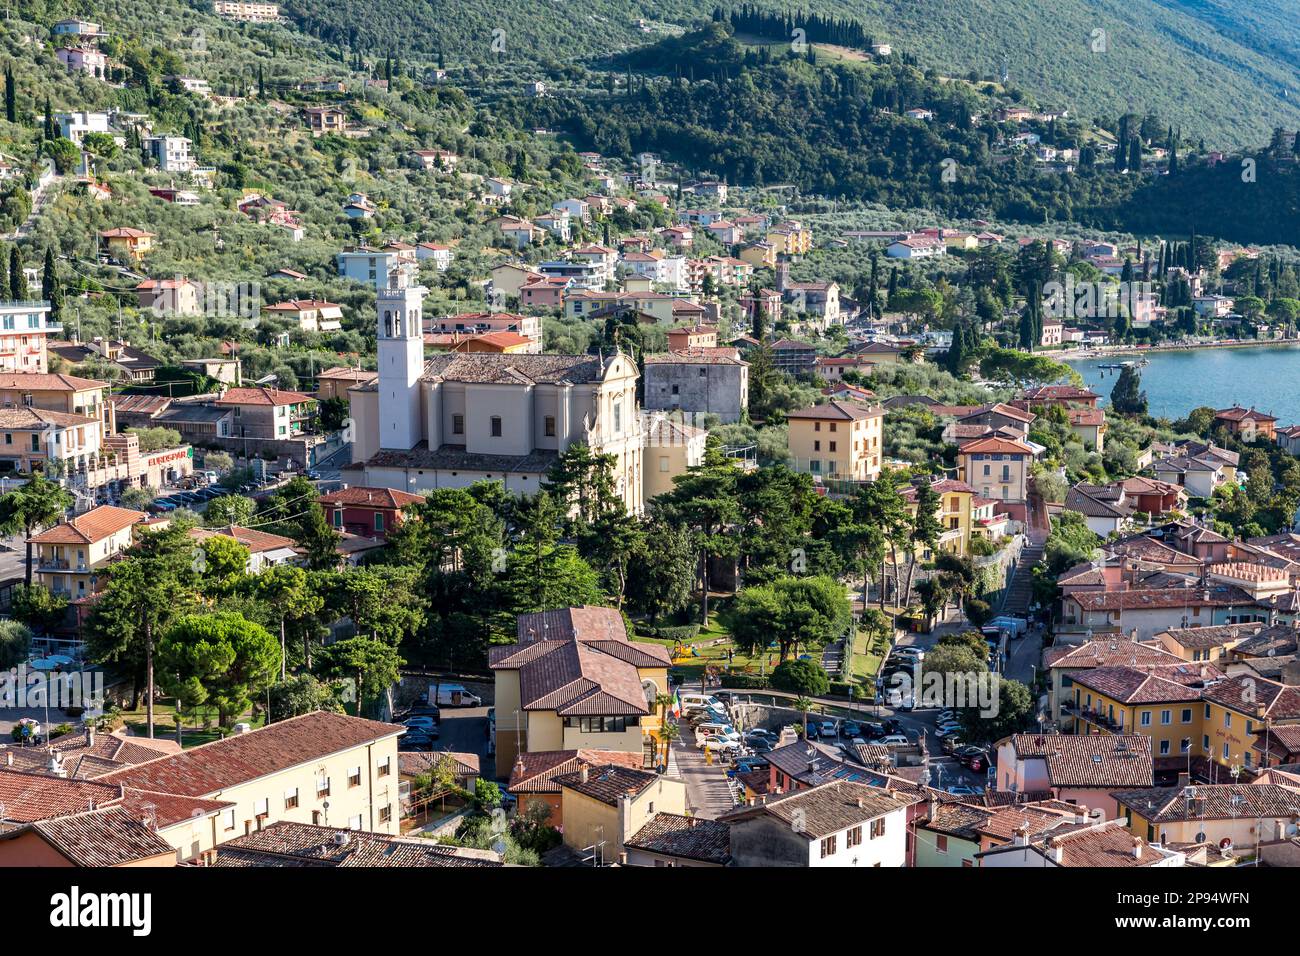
[1067,345,1300,424]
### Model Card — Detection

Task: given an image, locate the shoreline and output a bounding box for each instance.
[1054,338,1300,362]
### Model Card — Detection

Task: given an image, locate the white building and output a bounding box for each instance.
[144,134,195,173]
[720,780,910,867]
[55,111,112,146]
[350,285,646,513]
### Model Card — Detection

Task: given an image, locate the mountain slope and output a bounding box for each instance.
[282,0,1300,148]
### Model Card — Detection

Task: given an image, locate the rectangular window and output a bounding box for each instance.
[332,509,343,529]
[659,456,669,472]
[1159,740,1170,755]
[452,414,464,435]
[317,774,330,797]
[847,825,862,848]
[820,835,836,858]
[936,834,948,853]
[1203,735,1210,753]
[348,815,363,831]
[1181,708,1192,724]
[348,766,362,788]
[221,809,235,832]
[1181,738,1191,754]
[490,416,502,437]
[374,512,385,532]
[377,756,391,778]
[545,416,556,437]
[1140,711,1151,727]
[870,818,886,839]
[1160,710,1171,725]
[284,788,299,809]
[379,805,392,824]
[254,798,269,818]
[1224,712,1231,728]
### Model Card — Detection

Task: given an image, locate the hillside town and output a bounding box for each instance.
[0,6,1299,906]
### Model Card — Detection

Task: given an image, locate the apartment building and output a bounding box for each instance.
[29,505,147,599]
[785,400,884,482]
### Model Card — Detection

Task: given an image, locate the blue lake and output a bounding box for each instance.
[1067,344,1300,424]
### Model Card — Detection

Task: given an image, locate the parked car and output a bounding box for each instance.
[942,736,966,754]
[819,720,838,738]
[398,732,436,751]
[743,729,778,746]
[841,721,862,738]
[946,785,978,796]
[803,722,819,739]
[935,720,962,735]
[863,722,886,739]
[872,734,910,747]
[881,718,903,735]
[402,716,438,733]
[936,710,957,724]
[954,746,989,771]
[745,739,774,754]
[698,734,741,754]
[733,755,770,774]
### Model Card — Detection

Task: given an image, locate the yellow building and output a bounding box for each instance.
[1065,667,1300,777]
[99,227,156,261]
[490,606,672,776]
[899,478,977,559]
[643,415,706,500]
[1066,665,1204,764]
[738,242,777,269]
[30,505,147,600]
[766,222,813,256]
[1115,783,1300,849]
[555,764,688,861]
[100,711,404,862]
[785,400,884,482]
[1154,623,1258,664]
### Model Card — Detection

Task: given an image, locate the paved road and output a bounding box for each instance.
[671,731,737,819]
[402,704,495,780]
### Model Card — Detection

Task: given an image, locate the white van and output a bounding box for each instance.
[679,692,720,712]
[693,722,740,743]
[428,683,483,707]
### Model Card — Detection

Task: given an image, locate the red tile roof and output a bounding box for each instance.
[97,711,403,797]
[318,487,426,509]
[28,505,146,545]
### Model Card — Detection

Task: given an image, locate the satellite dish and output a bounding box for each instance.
[1219,837,1233,850]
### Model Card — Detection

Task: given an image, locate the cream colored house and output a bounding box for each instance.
[99,711,404,862]
[957,435,1034,502]
[785,400,884,482]
[30,505,147,599]
[555,764,687,861]
[643,414,705,500]
[490,606,672,775]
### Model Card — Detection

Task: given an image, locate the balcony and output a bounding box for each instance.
[1060,699,1125,733]
[37,559,89,573]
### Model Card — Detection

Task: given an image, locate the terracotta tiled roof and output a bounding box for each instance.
[0,371,108,391]
[0,407,97,429]
[317,486,425,509]
[1156,622,1265,649]
[0,769,122,822]
[397,751,480,778]
[785,400,884,422]
[418,353,607,386]
[958,436,1033,455]
[28,505,146,545]
[625,812,731,864]
[975,803,1077,840]
[97,711,403,797]
[212,822,502,867]
[1114,784,1300,823]
[1048,640,1186,670]
[1068,585,1257,612]
[553,764,661,805]
[1215,405,1277,423]
[215,386,313,406]
[507,749,644,794]
[1201,674,1300,719]
[922,802,995,840]
[21,806,176,866]
[719,780,909,839]
[1070,665,1204,704]
[188,525,299,554]
[1007,733,1154,788]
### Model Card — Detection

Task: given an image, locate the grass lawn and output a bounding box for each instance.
[118,704,266,749]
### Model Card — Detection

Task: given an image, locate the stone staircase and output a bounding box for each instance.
[1000,543,1044,616]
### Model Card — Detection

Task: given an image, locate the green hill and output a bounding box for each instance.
[281,0,1300,149]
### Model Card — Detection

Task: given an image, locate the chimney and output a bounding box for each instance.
[1013,825,1030,846]
[579,766,589,784]
[1177,772,1191,790]
[86,724,95,748]
[1048,838,1065,863]
[1132,837,1143,860]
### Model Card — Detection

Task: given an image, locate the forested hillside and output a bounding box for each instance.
[498,23,1300,247]
[279,0,1300,148]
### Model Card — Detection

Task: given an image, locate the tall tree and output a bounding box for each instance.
[0,474,73,585]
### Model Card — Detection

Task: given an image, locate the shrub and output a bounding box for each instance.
[770,658,830,696]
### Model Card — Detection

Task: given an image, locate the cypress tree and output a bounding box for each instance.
[3,65,14,124]
[9,247,23,299]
